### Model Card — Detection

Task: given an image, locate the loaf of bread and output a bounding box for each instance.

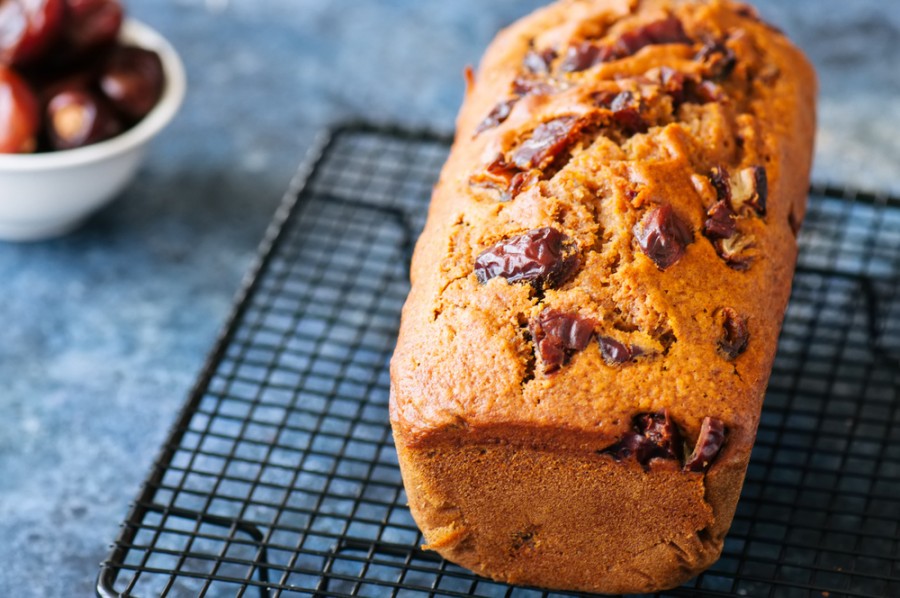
[389,0,816,593]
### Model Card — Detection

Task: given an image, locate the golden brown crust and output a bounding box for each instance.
[390,0,816,593]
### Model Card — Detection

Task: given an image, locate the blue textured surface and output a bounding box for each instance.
[0,1,897,595]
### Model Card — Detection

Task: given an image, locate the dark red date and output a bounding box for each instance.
[709,165,732,205]
[46,85,122,149]
[99,45,164,121]
[530,309,595,373]
[606,412,727,473]
[470,157,537,203]
[703,200,737,240]
[511,116,583,170]
[603,432,653,465]
[614,16,691,57]
[475,227,579,289]
[522,47,556,74]
[559,41,615,73]
[604,410,682,467]
[633,204,694,270]
[684,417,727,472]
[718,308,749,359]
[502,169,539,202]
[0,0,65,66]
[658,67,722,107]
[468,154,519,195]
[511,75,556,97]
[658,66,687,105]
[475,98,516,136]
[690,80,724,104]
[595,90,647,134]
[597,336,644,365]
[1,0,164,154]
[63,0,123,54]
[695,38,737,80]
[637,411,683,461]
[560,17,690,73]
[0,65,40,152]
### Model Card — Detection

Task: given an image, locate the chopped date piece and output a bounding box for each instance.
[502,169,540,202]
[595,90,647,135]
[609,90,635,112]
[695,39,737,80]
[560,17,690,74]
[610,96,649,134]
[688,80,724,104]
[718,308,749,359]
[709,165,732,204]
[469,154,518,194]
[658,67,720,106]
[730,166,767,216]
[604,433,653,464]
[474,227,579,289]
[614,16,691,56]
[475,99,516,135]
[657,75,719,106]
[485,154,519,179]
[684,417,727,472]
[598,336,644,365]
[703,201,737,240]
[633,204,694,271]
[604,410,682,467]
[523,47,557,74]
[511,116,583,171]
[511,75,557,97]
[606,411,726,473]
[469,155,539,201]
[591,89,619,107]
[659,66,688,105]
[530,309,595,373]
[611,109,646,135]
[559,41,615,73]
[636,411,683,461]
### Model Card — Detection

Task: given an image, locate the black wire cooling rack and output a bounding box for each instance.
[97,123,900,598]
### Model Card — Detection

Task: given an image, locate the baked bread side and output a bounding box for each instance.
[390,0,816,593]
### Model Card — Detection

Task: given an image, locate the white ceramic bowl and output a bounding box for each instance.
[0,19,186,241]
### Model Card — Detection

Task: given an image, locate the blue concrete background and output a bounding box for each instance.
[0,0,897,595]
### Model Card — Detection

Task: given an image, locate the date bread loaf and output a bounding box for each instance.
[389,0,816,593]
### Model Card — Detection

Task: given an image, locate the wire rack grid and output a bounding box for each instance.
[97,123,900,598]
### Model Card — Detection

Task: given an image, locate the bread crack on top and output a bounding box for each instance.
[391,0,815,593]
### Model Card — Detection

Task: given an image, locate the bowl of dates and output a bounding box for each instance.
[0,1,185,241]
